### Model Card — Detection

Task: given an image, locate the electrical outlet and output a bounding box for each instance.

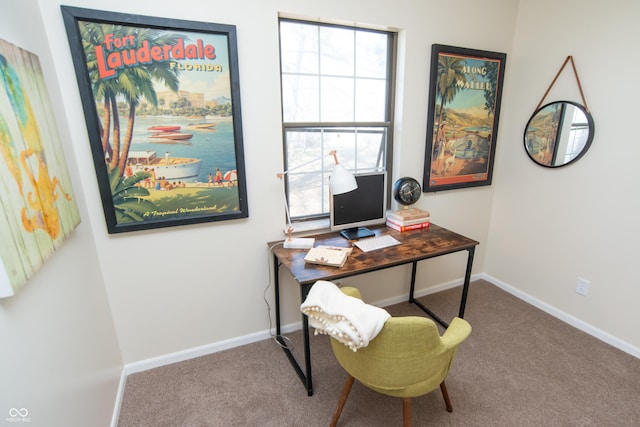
[576,277,590,296]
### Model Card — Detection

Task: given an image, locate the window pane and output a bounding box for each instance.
[355,78,386,121]
[356,31,388,79]
[285,129,323,172]
[322,129,357,169]
[320,27,354,77]
[288,173,328,217]
[320,76,354,122]
[280,22,319,74]
[282,75,319,122]
[285,129,331,217]
[355,129,387,170]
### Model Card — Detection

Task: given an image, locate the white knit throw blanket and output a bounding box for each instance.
[300,281,390,352]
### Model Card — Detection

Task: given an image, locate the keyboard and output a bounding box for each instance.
[353,234,401,252]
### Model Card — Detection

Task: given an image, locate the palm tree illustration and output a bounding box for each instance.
[80,23,181,177]
[435,55,467,134]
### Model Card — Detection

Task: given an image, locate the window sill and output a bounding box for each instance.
[284,218,331,237]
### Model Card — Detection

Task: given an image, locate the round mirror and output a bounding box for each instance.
[524,101,595,167]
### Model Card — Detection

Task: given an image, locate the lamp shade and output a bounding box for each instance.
[330,163,358,195]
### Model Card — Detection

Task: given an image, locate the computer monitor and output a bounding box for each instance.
[330,171,387,240]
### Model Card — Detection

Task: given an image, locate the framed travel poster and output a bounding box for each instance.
[423,44,506,192]
[0,37,81,298]
[62,6,248,233]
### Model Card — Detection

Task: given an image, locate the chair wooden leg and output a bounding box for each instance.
[403,398,411,427]
[331,375,355,427]
[440,381,453,412]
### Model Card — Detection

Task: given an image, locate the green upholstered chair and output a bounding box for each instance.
[329,287,472,427]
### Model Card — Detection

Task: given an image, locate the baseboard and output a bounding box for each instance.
[120,273,639,375]
[123,330,275,376]
[482,273,640,359]
[375,273,484,307]
[110,369,127,427]
[113,272,638,425]
[116,275,476,382]
[113,327,300,426]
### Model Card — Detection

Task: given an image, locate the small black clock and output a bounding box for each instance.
[393,177,422,206]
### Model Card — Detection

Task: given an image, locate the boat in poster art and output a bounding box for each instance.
[188,122,217,129]
[147,125,181,132]
[128,150,202,182]
[149,132,194,141]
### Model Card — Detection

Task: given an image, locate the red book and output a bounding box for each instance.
[385,215,431,226]
[386,219,430,232]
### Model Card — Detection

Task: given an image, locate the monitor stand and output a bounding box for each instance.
[339,227,375,240]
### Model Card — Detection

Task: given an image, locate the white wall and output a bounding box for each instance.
[0,0,123,425]
[486,0,640,351]
[39,0,519,364]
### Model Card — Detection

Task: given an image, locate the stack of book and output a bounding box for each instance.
[386,208,430,232]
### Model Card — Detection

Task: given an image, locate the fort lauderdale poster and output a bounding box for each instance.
[62,7,248,233]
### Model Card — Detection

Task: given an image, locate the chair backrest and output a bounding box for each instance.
[330,287,471,398]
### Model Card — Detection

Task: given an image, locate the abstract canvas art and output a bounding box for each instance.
[0,37,80,298]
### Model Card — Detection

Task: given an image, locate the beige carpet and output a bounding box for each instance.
[118,280,640,426]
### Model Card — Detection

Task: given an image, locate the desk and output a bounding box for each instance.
[268,223,478,396]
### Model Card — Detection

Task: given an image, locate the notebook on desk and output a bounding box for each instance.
[304,246,353,267]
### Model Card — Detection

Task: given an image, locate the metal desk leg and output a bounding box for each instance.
[408,261,449,328]
[409,261,418,303]
[274,254,282,337]
[273,255,314,396]
[301,283,313,396]
[458,246,475,318]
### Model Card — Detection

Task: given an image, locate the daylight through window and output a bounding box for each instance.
[279,18,396,221]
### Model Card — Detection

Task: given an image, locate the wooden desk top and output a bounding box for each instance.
[269,223,479,286]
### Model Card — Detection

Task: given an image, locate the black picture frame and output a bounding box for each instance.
[423,44,506,192]
[62,6,248,233]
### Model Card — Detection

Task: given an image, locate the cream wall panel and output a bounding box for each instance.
[486,0,640,350]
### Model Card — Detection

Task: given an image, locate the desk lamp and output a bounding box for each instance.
[278,150,357,249]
